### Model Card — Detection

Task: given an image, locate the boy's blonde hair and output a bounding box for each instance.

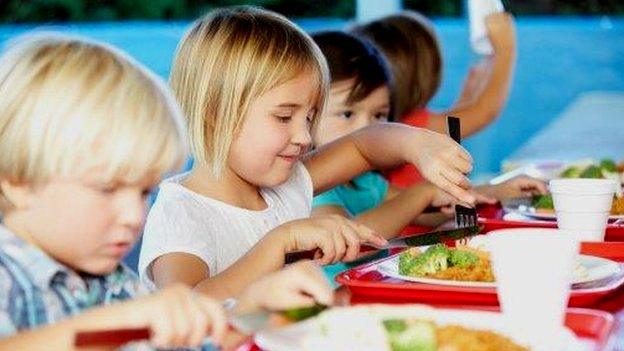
[170,6,329,177]
[0,33,187,212]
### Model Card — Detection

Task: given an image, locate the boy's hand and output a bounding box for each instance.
[236,261,333,313]
[404,128,475,204]
[486,12,516,53]
[278,216,386,264]
[126,285,226,349]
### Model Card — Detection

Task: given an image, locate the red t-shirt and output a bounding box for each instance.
[385,108,430,188]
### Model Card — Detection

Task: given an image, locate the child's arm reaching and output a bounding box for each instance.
[305,123,475,204]
[476,176,548,200]
[313,182,454,239]
[427,12,516,138]
[0,285,227,350]
[151,216,384,299]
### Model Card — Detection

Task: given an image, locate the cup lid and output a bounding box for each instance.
[549,178,618,195]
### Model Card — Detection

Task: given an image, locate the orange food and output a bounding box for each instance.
[611,197,624,215]
[429,246,495,283]
[437,325,530,351]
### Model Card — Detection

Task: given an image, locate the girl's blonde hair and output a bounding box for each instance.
[0,32,187,212]
[351,11,442,119]
[170,6,329,177]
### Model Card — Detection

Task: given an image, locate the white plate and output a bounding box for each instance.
[376,251,621,288]
[255,304,585,351]
[502,197,624,221]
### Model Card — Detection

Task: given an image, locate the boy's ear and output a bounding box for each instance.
[0,179,34,210]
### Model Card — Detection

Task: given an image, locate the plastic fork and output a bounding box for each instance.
[455,204,478,228]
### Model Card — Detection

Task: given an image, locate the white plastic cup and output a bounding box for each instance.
[550,178,617,242]
[488,228,579,350]
[468,0,504,55]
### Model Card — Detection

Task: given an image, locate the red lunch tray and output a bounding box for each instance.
[335,245,624,308]
[237,308,616,351]
[478,203,624,241]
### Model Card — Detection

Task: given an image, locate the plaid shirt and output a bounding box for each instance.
[0,225,217,351]
[0,224,148,336]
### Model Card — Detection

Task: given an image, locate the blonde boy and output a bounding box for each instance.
[0,33,230,349]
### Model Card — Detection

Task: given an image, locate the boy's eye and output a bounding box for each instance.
[96,185,118,195]
[141,188,153,199]
[341,111,353,119]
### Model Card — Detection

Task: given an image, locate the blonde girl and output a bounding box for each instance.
[139,6,473,299]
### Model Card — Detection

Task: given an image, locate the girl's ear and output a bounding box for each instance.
[0,179,35,211]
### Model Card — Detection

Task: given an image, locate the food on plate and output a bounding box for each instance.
[398,243,589,283]
[531,194,624,215]
[384,319,529,351]
[282,304,327,322]
[303,306,530,351]
[560,158,624,184]
[398,244,494,282]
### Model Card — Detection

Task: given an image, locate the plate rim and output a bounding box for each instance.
[378,252,621,288]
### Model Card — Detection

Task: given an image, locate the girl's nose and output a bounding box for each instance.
[291,121,312,147]
[355,114,373,129]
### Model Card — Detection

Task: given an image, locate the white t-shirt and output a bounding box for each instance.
[138,162,313,288]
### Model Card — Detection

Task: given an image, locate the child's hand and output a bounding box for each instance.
[279,216,387,264]
[405,128,475,205]
[477,176,548,201]
[124,285,226,349]
[236,261,333,313]
[430,185,496,215]
[485,12,516,53]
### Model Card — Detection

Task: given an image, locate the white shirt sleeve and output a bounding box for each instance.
[138,188,217,287]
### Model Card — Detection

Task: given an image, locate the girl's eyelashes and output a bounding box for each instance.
[275,115,292,123]
[340,110,353,119]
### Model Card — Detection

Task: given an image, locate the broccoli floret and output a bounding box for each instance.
[561,166,583,178]
[385,319,437,351]
[531,194,554,209]
[399,245,450,276]
[383,319,408,334]
[600,159,617,173]
[449,249,479,268]
[580,165,603,179]
[282,304,326,322]
[424,243,451,257]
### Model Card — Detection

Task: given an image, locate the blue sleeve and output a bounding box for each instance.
[312,187,346,210]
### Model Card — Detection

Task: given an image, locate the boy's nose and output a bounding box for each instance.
[117,195,146,232]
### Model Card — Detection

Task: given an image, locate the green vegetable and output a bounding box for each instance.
[402,245,450,276]
[600,159,617,173]
[532,194,554,209]
[561,166,582,178]
[580,165,603,178]
[449,249,479,268]
[383,319,408,333]
[282,304,327,322]
[384,319,437,351]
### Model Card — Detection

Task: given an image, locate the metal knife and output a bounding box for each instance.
[284,225,482,263]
